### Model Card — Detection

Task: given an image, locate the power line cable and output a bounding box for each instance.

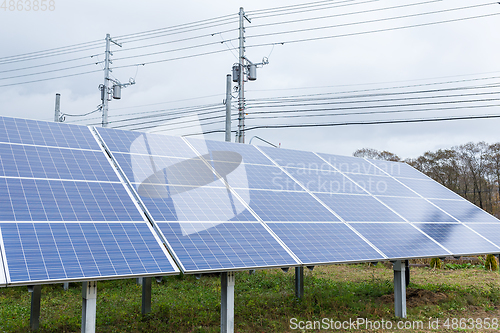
[246,3,499,40]
[245,12,500,48]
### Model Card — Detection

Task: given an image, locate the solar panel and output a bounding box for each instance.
[315,193,404,222]
[258,145,326,168]
[96,128,300,272]
[0,117,100,150]
[346,174,419,198]
[367,158,431,180]
[0,117,179,285]
[284,167,364,194]
[0,143,120,182]
[267,222,384,264]
[376,196,457,222]
[236,189,340,222]
[158,222,297,273]
[395,178,462,200]
[350,223,450,258]
[429,199,500,223]
[413,223,500,255]
[316,153,385,175]
[0,222,178,285]
[465,223,500,248]
[3,116,498,278]
[187,138,275,166]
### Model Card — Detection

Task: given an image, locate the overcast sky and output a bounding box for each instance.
[1,0,500,159]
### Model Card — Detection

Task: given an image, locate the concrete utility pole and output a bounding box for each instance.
[237,7,248,143]
[54,93,61,122]
[101,34,111,128]
[225,74,232,142]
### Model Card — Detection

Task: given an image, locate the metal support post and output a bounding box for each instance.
[81,281,97,333]
[54,93,61,122]
[29,285,41,331]
[295,266,304,299]
[221,271,235,333]
[393,260,406,318]
[225,74,232,142]
[63,282,69,290]
[405,259,410,287]
[142,277,152,315]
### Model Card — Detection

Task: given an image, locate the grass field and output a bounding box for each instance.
[1,262,500,332]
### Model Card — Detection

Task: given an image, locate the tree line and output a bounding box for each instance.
[353,142,500,218]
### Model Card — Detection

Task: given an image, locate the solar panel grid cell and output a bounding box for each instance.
[158,222,297,272]
[0,222,178,284]
[414,223,500,254]
[267,222,384,264]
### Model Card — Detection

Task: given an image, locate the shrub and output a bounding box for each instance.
[430,258,442,269]
[485,254,498,271]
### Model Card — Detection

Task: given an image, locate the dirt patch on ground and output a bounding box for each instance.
[379,288,448,307]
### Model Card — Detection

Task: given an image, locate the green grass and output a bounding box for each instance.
[1,264,500,332]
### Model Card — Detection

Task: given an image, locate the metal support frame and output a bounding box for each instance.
[405,260,410,287]
[29,285,41,331]
[142,277,152,315]
[295,266,304,299]
[82,281,97,333]
[221,271,235,333]
[393,260,407,318]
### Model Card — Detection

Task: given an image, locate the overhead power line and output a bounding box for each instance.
[246,12,500,48]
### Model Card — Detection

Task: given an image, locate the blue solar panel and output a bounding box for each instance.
[157,222,297,272]
[0,222,179,284]
[0,117,100,150]
[226,164,301,191]
[0,143,119,182]
[114,153,224,188]
[466,223,500,248]
[346,174,419,197]
[367,159,430,180]
[187,138,274,166]
[376,196,457,222]
[0,178,144,222]
[237,189,339,222]
[268,222,384,264]
[96,127,197,158]
[351,223,450,258]
[284,167,363,194]
[316,153,385,175]
[429,199,500,223]
[396,178,462,200]
[139,186,256,222]
[315,193,404,222]
[414,223,499,254]
[258,146,327,168]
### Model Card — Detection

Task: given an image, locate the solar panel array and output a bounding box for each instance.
[0,117,179,286]
[1,116,499,284]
